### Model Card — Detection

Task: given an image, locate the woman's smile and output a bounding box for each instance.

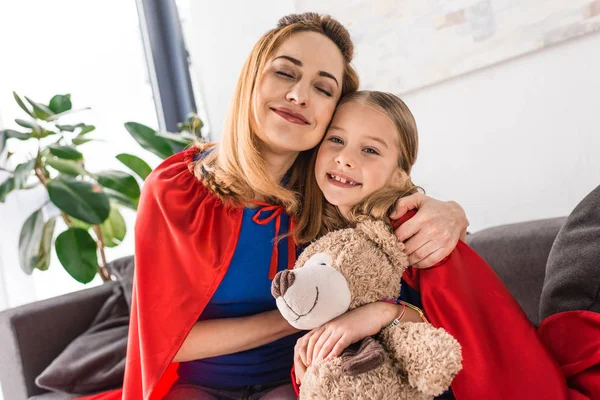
[270,106,310,125]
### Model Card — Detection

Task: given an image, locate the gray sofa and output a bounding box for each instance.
[0,217,567,400]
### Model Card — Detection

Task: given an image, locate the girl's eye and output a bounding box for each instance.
[316,87,332,97]
[328,137,343,145]
[276,71,294,79]
[363,147,380,155]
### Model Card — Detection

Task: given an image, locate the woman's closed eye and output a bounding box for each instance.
[316,87,332,97]
[276,70,294,79]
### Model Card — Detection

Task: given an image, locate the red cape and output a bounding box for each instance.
[79,150,600,399]
[391,216,599,400]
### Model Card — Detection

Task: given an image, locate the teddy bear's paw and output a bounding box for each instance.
[299,356,422,400]
[380,322,463,396]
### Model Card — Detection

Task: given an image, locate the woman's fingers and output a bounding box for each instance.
[389,193,425,221]
[413,248,448,269]
[405,236,438,266]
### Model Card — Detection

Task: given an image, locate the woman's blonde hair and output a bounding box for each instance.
[297,90,423,241]
[193,13,359,223]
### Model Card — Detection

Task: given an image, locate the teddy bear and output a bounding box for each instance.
[271,218,462,400]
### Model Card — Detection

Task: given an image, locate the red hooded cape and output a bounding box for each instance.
[79,149,600,399]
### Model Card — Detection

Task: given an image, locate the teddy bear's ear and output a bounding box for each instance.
[355,219,409,270]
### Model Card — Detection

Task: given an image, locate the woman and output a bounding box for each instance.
[123,13,467,399]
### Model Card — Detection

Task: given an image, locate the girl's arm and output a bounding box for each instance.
[173,309,300,362]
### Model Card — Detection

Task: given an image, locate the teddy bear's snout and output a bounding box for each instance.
[271,270,296,298]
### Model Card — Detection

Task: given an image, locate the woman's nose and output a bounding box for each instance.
[271,270,296,298]
[286,82,309,107]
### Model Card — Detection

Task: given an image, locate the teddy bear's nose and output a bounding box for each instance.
[271,270,296,298]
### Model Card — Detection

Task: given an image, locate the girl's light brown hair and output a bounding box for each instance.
[297,90,423,241]
[192,13,359,226]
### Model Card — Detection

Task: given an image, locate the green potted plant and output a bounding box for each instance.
[0,92,203,283]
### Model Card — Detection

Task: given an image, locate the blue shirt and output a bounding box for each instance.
[177,207,302,386]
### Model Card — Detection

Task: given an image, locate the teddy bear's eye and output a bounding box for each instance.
[320,263,326,266]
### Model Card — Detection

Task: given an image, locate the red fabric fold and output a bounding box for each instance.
[538,310,600,399]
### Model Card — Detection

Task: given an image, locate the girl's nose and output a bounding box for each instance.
[335,152,355,168]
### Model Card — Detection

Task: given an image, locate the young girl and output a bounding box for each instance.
[293,91,574,400]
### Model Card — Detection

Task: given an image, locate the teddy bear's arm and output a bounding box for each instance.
[379,322,462,396]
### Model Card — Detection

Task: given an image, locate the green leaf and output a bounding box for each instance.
[39,130,57,139]
[14,159,36,188]
[70,217,92,231]
[116,153,152,180]
[19,210,57,273]
[49,145,83,160]
[18,209,45,274]
[72,137,94,146]
[55,228,98,284]
[36,218,56,271]
[13,92,35,118]
[48,95,72,114]
[47,178,110,224]
[25,97,55,121]
[0,131,5,154]
[45,156,87,176]
[104,188,138,211]
[124,122,174,159]
[56,124,76,132]
[15,119,41,131]
[1,129,31,140]
[0,177,15,203]
[156,131,195,149]
[100,207,126,247]
[78,124,96,135]
[95,170,140,199]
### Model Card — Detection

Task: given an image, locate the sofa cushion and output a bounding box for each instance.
[467,217,565,326]
[29,392,77,399]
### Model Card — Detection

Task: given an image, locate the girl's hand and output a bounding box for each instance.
[390,193,468,268]
[294,302,396,381]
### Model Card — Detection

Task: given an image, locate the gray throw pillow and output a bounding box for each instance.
[540,185,600,321]
[35,285,129,395]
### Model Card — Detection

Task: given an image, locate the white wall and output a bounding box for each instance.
[0,0,159,310]
[188,4,600,231]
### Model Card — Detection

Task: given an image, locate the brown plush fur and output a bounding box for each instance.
[296,219,462,400]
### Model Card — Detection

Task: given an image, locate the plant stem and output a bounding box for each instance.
[92,225,111,282]
[34,161,73,227]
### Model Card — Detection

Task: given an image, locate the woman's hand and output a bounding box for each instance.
[293,302,397,384]
[390,193,468,269]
